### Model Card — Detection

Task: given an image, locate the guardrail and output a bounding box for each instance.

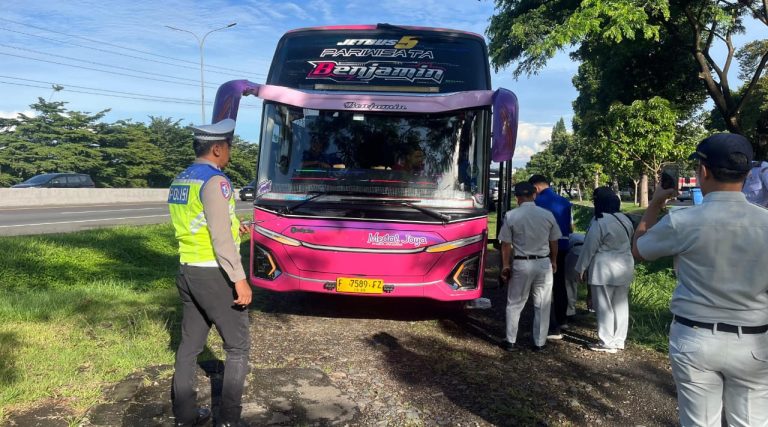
[0,188,171,208]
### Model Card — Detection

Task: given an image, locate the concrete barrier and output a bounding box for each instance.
[0,188,171,208]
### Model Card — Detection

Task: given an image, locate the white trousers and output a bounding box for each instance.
[590,284,629,349]
[506,258,552,346]
[669,320,768,427]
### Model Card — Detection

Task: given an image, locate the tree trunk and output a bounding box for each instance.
[632,179,640,206]
[594,170,600,189]
[639,173,649,208]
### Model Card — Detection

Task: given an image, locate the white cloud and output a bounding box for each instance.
[513,122,551,161]
[0,110,35,119]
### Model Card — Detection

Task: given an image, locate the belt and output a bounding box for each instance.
[673,315,768,334]
[514,255,548,260]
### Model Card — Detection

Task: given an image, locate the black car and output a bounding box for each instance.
[239,180,256,201]
[11,173,95,188]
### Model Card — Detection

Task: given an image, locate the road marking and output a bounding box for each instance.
[59,208,163,214]
[0,214,171,228]
[0,208,252,228]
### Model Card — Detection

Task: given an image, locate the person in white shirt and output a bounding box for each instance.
[633,133,768,427]
[574,187,634,354]
[498,182,562,352]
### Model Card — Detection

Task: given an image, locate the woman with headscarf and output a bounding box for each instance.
[574,187,635,353]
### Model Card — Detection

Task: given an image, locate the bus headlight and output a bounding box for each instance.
[447,254,480,290]
[254,225,301,247]
[253,244,281,280]
[425,234,483,253]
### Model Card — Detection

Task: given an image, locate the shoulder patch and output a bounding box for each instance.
[220,181,231,199]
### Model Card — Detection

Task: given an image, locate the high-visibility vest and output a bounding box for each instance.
[168,163,240,263]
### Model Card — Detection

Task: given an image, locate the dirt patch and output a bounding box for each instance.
[7,249,679,426]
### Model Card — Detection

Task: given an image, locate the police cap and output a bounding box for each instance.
[189,118,235,142]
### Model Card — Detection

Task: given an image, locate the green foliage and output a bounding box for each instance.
[0,99,259,188]
[488,0,670,78]
[599,97,688,179]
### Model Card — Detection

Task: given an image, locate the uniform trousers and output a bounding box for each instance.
[550,249,569,330]
[669,320,768,427]
[172,265,250,425]
[590,284,629,349]
[506,258,553,347]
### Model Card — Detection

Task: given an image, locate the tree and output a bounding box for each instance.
[487,0,768,147]
[0,98,107,185]
[599,97,690,206]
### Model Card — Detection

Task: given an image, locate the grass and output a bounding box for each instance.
[0,222,242,418]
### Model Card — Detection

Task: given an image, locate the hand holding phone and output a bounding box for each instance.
[661,171,676,190]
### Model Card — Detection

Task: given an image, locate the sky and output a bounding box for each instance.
[1,1,765,167]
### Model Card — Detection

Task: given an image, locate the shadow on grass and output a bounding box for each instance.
[0,332,19,388]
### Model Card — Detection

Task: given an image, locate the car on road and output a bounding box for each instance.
[677,187,694,201]
[239,180,256,201]
[11,173,95,188]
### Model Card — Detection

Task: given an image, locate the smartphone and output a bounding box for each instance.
[660,166,678,190]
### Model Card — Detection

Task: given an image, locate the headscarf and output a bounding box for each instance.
[593,186,621,219]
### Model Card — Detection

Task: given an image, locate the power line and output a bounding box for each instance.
[0,17,259,76]
[0,79,264,110]
[0,75,205,103]
[0,43,220,88]
[0,26,264,79]
[0,51,219,89]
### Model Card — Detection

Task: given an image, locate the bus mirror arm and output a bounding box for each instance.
[211,79,263,124]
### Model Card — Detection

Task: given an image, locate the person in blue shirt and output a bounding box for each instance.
[529,175,573,338]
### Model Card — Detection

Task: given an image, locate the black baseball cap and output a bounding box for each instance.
[514,182,536,197]
[688,133,753,172]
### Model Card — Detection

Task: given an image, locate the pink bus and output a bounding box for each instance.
[211,24,519,301]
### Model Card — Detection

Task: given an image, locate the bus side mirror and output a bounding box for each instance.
[491,88,518,163]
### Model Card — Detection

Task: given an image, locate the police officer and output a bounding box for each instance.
[499,182,562,352]
[168,118,252,427]
[633,133,768,426]
[528,174,573,338]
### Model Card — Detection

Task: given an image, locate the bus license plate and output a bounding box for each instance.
[336,277,384,294]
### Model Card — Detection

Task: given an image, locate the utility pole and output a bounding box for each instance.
[165,22,237,124]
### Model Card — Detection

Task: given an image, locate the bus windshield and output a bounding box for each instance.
[256,102,489,217]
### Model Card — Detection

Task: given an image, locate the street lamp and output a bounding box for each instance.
[165,22,237,124]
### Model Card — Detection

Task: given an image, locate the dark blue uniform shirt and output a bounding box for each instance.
[534,187,572,251]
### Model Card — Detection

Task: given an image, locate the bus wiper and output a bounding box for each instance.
[282,190,389,214]
[282,191,327,214]
[401,202,451,224]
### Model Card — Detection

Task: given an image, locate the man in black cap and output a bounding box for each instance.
[168,118,252,427]
[498,182,562,351]
[633,133,768,426]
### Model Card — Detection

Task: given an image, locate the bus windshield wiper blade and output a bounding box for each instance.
[282,190,389,214]
[401,202,451,223]
[283,191,327,214]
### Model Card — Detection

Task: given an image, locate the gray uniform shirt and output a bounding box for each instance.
[636,191,768,325]
[574,213,635,286]
[197,159,246,283]
[498,202,562,256]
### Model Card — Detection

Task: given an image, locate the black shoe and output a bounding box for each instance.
[532,345,546,352]
[501,341,519,352]
[175,408,211,427]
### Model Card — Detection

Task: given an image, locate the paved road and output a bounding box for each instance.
[0,200,255,236]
